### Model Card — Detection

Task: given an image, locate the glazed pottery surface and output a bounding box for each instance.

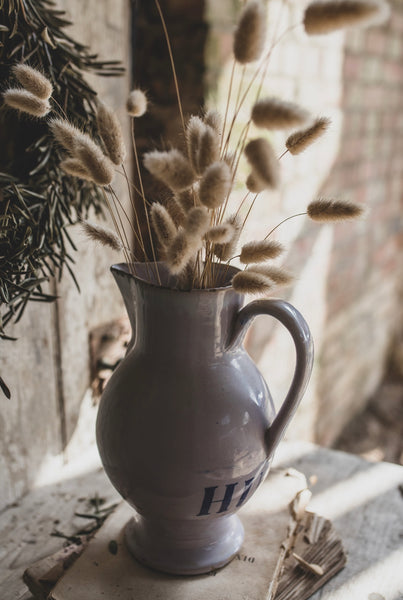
[96,262,313,575]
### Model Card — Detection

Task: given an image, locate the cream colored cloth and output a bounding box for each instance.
[51,470,305,600]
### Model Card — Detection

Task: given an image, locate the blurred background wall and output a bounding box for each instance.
[0,0,402,510]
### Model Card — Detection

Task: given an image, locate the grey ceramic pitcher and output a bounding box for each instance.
[96,262,314,575]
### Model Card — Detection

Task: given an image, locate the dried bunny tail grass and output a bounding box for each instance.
[304,0,390,35]
[143,149,195,192]
[204,109,223,136]
[166,228,202,275]
[60,158,93,181]
[150,202,177,248]
[252,97,310,130]
[240,239,284,264]
[126,89,147,117]
[244,138,280,188]
[75,138,115,186]
[233,0,267,64]
[205,222,235,244]
[213,214,242,261]
[3,88,50,117]
[198,125,221,173]
[49,118,85,154]
[96,102,126,165]
[184,206,210,236]
[307,198,364,221]
[165,195,186,226]
[246,171,266,193]
[232,271,273,295]
[199,161,232,209]
[186,115,205,174]
[174,187,197,211]
[248,264,294,286]
[12,64,52,100]
[286,117,331,155]
[81,220,123,251]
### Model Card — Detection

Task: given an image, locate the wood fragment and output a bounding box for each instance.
[292,552,324,576]
[274,511,347,600]
[304,512,326,544]
[23,538,88,600]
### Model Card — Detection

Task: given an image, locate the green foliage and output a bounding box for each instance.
[0,0,123,339]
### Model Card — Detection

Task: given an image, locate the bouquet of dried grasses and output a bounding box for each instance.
[2,0,390,298]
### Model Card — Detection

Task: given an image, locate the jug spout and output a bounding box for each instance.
[111,264,137,352]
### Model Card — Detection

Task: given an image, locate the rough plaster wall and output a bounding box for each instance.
[0,0,131,510]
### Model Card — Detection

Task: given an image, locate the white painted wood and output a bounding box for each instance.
[0,298,61,511]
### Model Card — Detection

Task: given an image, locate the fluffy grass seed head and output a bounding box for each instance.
[304,0,390,35]
[81,220,123,252]
[12,64,53,100]
[307,198,364,221]
[248,264,294,286]
[286,117,331,155]
[49,118,86,154]
[3,88,50,117]
[186,115,206,175]
[184,206,210,237]
[213,214,242,261]
[60,158,93,181]
[198,125,221,173]
[232,270,273,295]
[126,89,147,117]
[96,102,126,165]
[205,222,236,244]
[233,0,267,64]
[144,149,196,192]
[240,239,284,264]
[75,137,115,186]
[246,171,266,193]
[166,228,203,275]
[174,188,197,212]
[165,196,186,227]
[252,97,310,130]
[204,109,223,136]
[150,202,177,249]
[199,161,232,209]
[244,138,280,189]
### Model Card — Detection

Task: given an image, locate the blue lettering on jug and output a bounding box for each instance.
[197,470,264,516]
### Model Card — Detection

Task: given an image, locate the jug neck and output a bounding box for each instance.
[112,263,244,359]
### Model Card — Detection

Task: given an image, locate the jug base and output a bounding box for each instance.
[124,512,244,575]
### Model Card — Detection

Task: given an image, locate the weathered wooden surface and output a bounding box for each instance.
[1,442,403,600]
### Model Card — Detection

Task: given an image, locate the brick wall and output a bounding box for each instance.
[229,0,403,445]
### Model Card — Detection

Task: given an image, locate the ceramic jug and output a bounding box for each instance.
[96,262,314,575]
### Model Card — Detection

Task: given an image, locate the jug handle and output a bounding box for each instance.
[227,299,314,457]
